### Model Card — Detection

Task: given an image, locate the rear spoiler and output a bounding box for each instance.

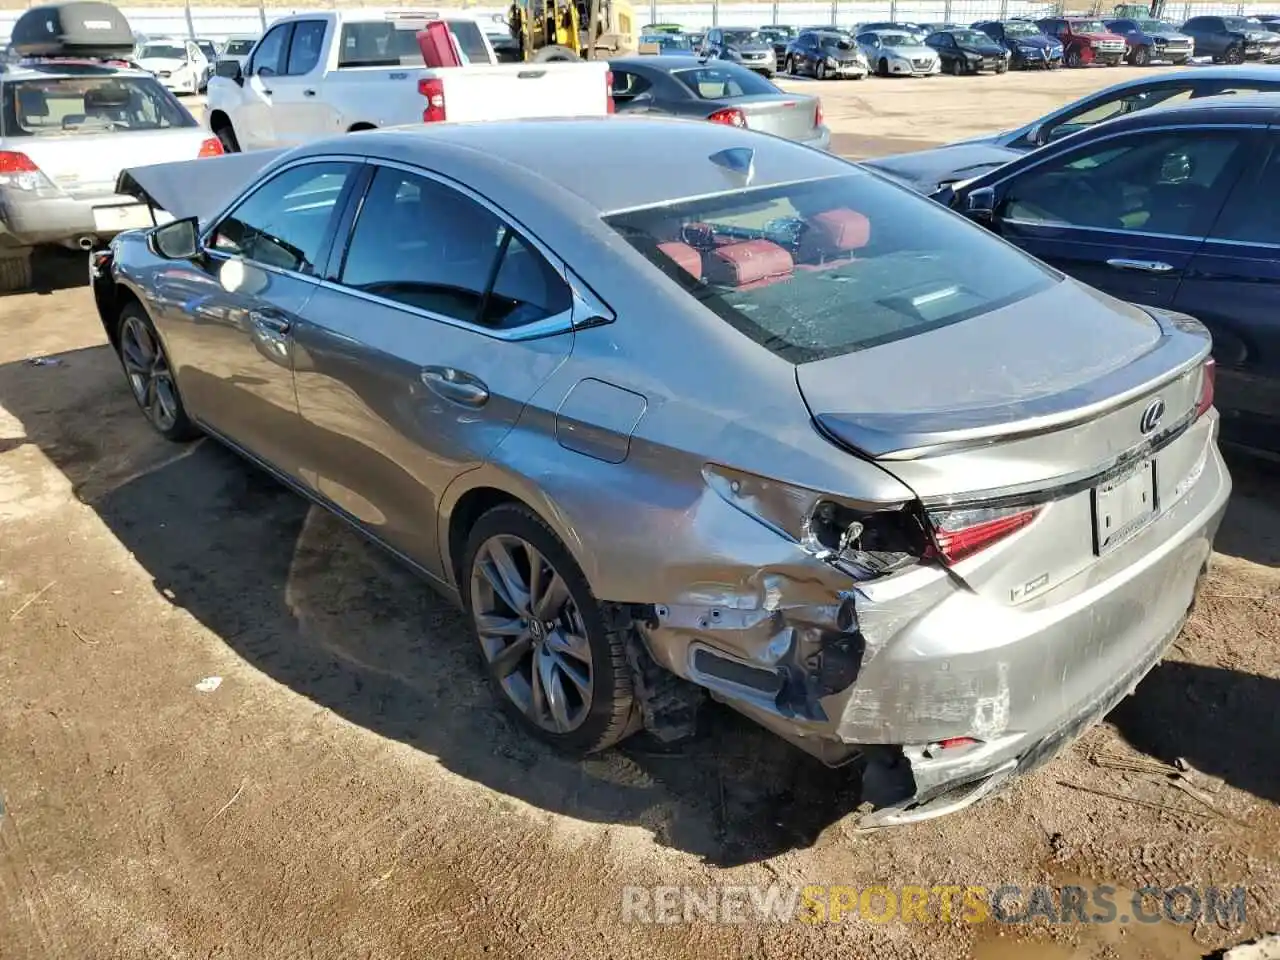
[115,148,288,224]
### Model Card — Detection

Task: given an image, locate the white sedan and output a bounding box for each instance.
[856,29,941,76]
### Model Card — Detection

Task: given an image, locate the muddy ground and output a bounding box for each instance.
[1,68,1278,959]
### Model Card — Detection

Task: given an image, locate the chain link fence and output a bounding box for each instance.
[0,0,1270,40]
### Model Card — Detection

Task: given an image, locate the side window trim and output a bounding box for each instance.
[993,125,1259,240]
[201,156,365,279]
[321,159,609,341]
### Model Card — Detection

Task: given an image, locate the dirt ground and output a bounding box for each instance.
[2,67,1279,960]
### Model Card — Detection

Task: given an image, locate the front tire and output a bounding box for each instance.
[878,57,890,77]
[117,303,199,442]
[1132,44,1151,65]
[463,504,637,756]
[1065,46,1083,67]
[784,55,795,75]
[1224,43,1245,64]
[816,60,827,80]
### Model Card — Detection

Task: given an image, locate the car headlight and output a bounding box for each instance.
[826,56,839,66]
[965,50,980,59]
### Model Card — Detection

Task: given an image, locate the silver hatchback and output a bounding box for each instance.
[99,119,1229,826]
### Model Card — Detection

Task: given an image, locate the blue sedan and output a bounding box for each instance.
[942,94,1280,457]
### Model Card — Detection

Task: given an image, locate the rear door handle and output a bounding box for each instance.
[1106,258,1174,274]
[303,88,316,97]
[249,309,291,334]
[421,367,489,408]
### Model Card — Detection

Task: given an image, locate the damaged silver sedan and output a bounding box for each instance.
[93,118,1229,827]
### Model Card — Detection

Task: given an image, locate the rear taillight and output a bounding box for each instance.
[418,77,447,122]
[0,150,38,173]
[814,100,824,127]
[606,70,615,114]
[197,137,224,158]
[0,150,53,192]
[1195,357,1216,419]
[707,107,747,128]
[927,504,1041,565]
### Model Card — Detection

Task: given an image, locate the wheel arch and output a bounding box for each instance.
[208,108,233,133]
[439,466,596,599]
[99,279,146,351]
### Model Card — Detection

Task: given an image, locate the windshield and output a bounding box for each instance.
[671,65,778,98]
[605,174,1054,364]
[819,35,854,49]
[1135,19,1179,31]
[2,76,195,137]
[224,39,255,54]
[951,30,992,44]
[722,29,763,44]
[1069,20,1109,33]
[878,32,920,45]
[140,43,185,60]
[762,26,795,37]
[1003,21,1042,37]
[195,41,216,58]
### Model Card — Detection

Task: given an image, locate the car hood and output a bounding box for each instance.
[1074,31,1126,42]
[880,44,932,57]
[958,40,1007,55]
[1245,30,1280,41]
[1007,34,1058,48]
[116,149,288,225]
[861,141,1021,194]
[1147,30,1192,40]
[726,43,774,54]
[795,278,1170,458]
[138,57,189,72]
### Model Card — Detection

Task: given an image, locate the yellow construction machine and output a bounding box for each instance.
[507,0,636,61]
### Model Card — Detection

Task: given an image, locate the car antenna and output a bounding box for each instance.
[709,147,755,185]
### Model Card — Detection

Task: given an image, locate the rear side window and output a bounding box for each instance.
[338,167,571,329]
[671,65,776,99]
[338,21,423,66]
[1209,145,1280,245]
[605,173,1054,363]
[1,76,195,137]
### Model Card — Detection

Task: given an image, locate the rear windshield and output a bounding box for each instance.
[671,65,776,98]
[1,76,195,137]
[339,19,488,65]
[140,43,185,60]
[224,39,256,55]
[605,174,1055,363]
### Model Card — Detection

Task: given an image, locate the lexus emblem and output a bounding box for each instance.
[1140,398,1165,435]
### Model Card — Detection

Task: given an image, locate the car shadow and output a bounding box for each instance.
[1214,451,1280,568]
[0,343,865,866]
[1109,661,1280,805]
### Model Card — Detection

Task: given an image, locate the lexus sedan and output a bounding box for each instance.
[97,118,1228,827]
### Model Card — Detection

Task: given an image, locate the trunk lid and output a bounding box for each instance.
[738,94,818,140]
[796,280,1212,603]
[19,127,213,199]
[432,61,611,121]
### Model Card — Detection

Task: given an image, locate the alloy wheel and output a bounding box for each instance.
[470,534,594,734]
[120,315,179,433]
[1225,44,1244,64]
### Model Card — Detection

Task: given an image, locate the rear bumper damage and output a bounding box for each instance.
[633,428,1230,826]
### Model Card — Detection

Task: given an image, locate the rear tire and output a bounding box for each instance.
[0,251,32,293]
[213,120,240,153]
[462,503,637,756]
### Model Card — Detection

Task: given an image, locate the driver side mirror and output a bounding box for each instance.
[962,187,996,224]
[215,58,243,84]
[149,216,200,260]
[1026,122,1047,147]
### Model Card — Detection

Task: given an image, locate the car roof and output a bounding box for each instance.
[296,118,848,214]
[1,61,151,80]
[612,55,709,70]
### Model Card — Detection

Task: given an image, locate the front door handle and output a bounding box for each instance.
[303,88,316,97]
[249,309,291,334]
[1106,258,1174,274]
[421,367,489,408]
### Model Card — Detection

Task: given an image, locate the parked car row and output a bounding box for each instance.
[646,12,1280,76]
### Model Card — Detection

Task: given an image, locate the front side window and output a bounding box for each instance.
[1040,83,1196,144]
[1002,132,1247,237]
[338,167,571,329]
[250,23,291,75]
[605,173,1054,364]
[285,20,326,75]
[210,162,356,274]
[1,76,195,137]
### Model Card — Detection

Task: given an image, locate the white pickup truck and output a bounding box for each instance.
[205,10,611,151]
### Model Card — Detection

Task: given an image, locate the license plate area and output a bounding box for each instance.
[93,203,154,232]
[1092,459,1157,555]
